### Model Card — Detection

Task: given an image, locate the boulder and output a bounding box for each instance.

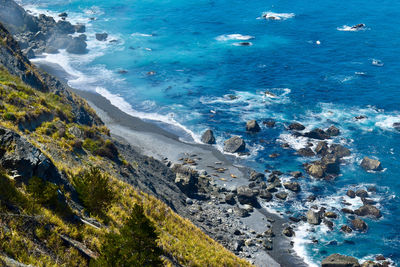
[304,128,330,140]
[172,164,198,194]
[297,147,316,157]
[66,36,87,54]
[324,219,334,230]
[264,120,276,128]
[282,227,295,237]
[306,162,325,178]
[325,212,338,219]
[341,208,354,214]
[223,136,246,153]
[225,193,236,205]
[55,20,75,34]
[259,190,272,201]
[275,192,288,200]
[283,182,301,192]
[95,32,108,41]
[330,144,351,158]
[306,210,321,225]
[361,260,380,267]
[355,189,368,198]
[201,129,216,144]
[249,170,264,182]
[360,157,382,171]
[246,120,261,133]
[233,207,249,218]
[346,190,356,198]
[321,154,340,175]
[351,218,368,231]
[236,186,258,205]
[354,205,381,218]
[340,225,353,233]
[326,125,340,136]
[290,171,302,178]
[288,122,305,131]
[316,141,329,156]
[321,254,360,267]
[74,24,86,33]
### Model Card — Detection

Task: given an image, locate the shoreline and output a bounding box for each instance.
[36,60,308,266]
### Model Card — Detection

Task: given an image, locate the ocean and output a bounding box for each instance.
[18,0,400,265]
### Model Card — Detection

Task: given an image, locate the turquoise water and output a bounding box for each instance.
[21,0,400,265]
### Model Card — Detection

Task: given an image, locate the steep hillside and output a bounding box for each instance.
[0,23,251,266]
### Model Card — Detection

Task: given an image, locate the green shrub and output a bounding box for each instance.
[3,112,16,121]
[71,167,113,217]
[27,176,58,206]
[83,138,119,160]
[92,204,162,267]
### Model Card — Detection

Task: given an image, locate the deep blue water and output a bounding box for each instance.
[20,0,400,265]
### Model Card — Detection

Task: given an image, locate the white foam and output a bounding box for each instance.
[337,25,367,32]
[131,32,153,37]
[95,87,202,143]
[259,11,295,20]
[372,59,384,67]
[292,223,319,267]
[278,133,309,150]
[215,34,255,41]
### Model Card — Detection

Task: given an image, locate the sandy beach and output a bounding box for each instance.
[35,60,307,267]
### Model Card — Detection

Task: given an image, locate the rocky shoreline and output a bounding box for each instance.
[0,0,392,266]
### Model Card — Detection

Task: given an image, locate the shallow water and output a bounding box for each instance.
[20,0,400,265]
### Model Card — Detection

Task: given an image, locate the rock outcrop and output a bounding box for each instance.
[321,254,360,267]
[245,120,261,133]
[201,129,216,144]
[223,136,246,153]
[360,157,382,171]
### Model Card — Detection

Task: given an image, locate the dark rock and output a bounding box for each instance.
[326,125,340,136]
[324,219,334,230]
[375,255,386,261]
[361,198,376,205]
[263,120,276,128]
[305,162,325,178]
[346,190,356,198]
[393,122,400,131]
[95,32,108,41]
[351,218,368,231]
[246,120,261,133]
[282,226,295,237]
[283,182,301,192]
[307,195,316,202]
[249,170,264,182]
[341,225,353,233]
[297,147,316,157]
[55,20,75,34]
[330,144,351,158]
[304,128,330,140]
[236,185,258,205]
[341,208,354,214]
[355,115,367,120]
[232,240,244,251]
[225,193,236,205]
[233,207,249,218]
[44,46,59,54]
[66,37,87,54]
[316,141,329,156]
[201,129,216,144]
[172,164,198,195]
[290,171,302,178]
[360,157,382,171]
[354,205,381,218]
[321,154,340,175]
[325,212,338,219]
[355,189,368,198]
[223,136,246,153]
[22,47,35,59]
[269,153,280,158]
[288,122,305,131]
[275,192,288,200]
[361,260,380,267]
[321,254,360,267]
[307,210,321,225]
[74,24,86,33]
[58,12,68,18]
[259,190,272,201]
[289,216,301,223]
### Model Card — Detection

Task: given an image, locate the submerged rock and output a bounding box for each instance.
[95,32,108,41]
[321,253,360,267]
[246,120,261,133]
[283,182,300,192]
[340,225,353,233]
[201,129,216,144]
[393,122,400,131]
[360,157,382,171]
[275,192,288,200]
[316,141,329,156]
[346,190,356,198]
[224,136,246,153]
[297,147,316,157]
[330,144,351,158]
[355,189,368,198]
